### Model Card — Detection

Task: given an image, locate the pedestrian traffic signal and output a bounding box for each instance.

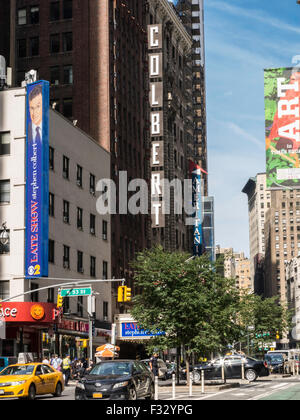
[118,286,126,302]
[57,294,63,308]
[124,287,132,302]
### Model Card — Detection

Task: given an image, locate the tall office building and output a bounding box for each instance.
[147,0,193,252]
[242,173,271,295]
[170,0,208,196]
[0,0,148,303]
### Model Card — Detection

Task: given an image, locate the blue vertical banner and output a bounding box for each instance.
[192,169,202,257]
[25,81,49,279]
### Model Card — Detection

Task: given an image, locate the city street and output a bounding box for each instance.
[32,377,300,401]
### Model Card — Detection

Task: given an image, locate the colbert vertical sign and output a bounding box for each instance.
[148,24,165,228]
[25,81,49,278]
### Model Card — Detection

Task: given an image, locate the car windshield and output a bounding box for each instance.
[89,362,132,376]
[0,365,35,376]
[265,355,283,362]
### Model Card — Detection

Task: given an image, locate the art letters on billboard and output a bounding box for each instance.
[265,68,300,189]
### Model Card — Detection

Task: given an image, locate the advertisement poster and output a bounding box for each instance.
[265,67,300,189]
[25,81,49,279]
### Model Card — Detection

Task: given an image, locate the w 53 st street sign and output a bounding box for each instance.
[60,287,92,297]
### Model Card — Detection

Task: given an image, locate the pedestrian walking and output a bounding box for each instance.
[62,355,72,386]
[42,356,50,364]
[149,353,159,378]
[50,355,61,371]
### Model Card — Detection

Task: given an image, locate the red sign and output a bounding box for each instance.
[58,319,89,333]
[0,303,57,324]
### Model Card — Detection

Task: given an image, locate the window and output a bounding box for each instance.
[63,32,73,51]
[63,98,73,118]
[0,228,10,254]
[90,214,96,235]
[50,2,60,21]
[0,180,10,204]
[31,283,39,302]
[18,39,27,58]
[49,240,55,263]
[50,34,60,53]
[49,146,54,170]
[63,200,70,223]
[63,245,70,269]
[50,66,60,85]
[77,296,83,317]
[63,0,73,19]
[103,220,108,241]
[30,6,39,24]
[48,288,54,303]
[49,193,55,217]
[30,37,39,56]
[77,207,83,230]
[90,174,96,195]
[76,165,83,187]
[90,256,96,278]
[0,281,9,300]
[103,301,108,320]
[63,65,73,84]
[0,132,10,155]
[77,251,83,273]
[63,156,69,179]
[103,261,108,280]
[18,8,27,25]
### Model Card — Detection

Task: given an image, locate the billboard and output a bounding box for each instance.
[265,68,300,189]
[25,81,49,278]
[192,169,203,256]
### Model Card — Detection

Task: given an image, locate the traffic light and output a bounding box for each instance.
[276,331,280,340]
[124,287,132,302]
[118,286,126,302]
[57,294,63,308]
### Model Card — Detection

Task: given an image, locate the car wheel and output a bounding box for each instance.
[145,384,155,400]
[193,371,201,384]
[245,369,257,382]
[27,384,36,401]
[129,387,138,400]
[53,382,63,397]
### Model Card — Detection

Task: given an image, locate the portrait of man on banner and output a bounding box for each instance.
[28,84,43,144]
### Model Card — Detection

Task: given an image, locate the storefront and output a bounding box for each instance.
[0,302,58,359]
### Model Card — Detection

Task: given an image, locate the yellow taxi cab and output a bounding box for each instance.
[0,363,64,400]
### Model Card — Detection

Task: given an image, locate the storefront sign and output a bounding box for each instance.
[0,303,57,323]
[121,322,165,338]
[59,319,89,334]
[25,80,50,278]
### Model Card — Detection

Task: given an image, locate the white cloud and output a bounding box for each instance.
[207,1,300,35]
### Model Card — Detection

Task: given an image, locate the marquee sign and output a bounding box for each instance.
[149,24,165,228]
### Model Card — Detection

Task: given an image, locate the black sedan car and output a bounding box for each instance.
[75,360,154,400]
[193,355,269,383]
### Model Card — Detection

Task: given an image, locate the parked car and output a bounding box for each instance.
[264,354,284,374]
[165,363,188,380]
[75,360,155,400]
[141,359,168,380]
[0,363,64,400]
[193,354,269,383]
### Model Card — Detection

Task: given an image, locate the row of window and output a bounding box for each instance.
[17,32,72,58]
[50,150,97,194]
[48,241,108,278]
[17,1,72,26]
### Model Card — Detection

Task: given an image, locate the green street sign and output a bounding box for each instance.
[61,287,92,297]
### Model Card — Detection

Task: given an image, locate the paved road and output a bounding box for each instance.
[18,377,300,400]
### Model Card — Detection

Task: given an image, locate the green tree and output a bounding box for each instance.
[131,247,241,378]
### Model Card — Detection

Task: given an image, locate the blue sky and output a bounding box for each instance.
[204,0,300,256]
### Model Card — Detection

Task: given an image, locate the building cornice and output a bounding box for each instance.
[150,0,192,51]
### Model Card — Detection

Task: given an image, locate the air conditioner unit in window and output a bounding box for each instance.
[63,216,69,223]
[63,261,69,269]
[103,316,108,322]
[79,268,84,274]
[90,188,95,196]
[76,180,82,187]
[90,228,95,235]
